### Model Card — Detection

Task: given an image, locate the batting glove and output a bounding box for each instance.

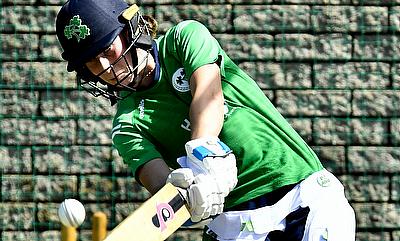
[167,168,225,222]
[182,137,238,196]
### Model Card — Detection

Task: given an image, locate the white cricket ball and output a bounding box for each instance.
[58,199,86,227]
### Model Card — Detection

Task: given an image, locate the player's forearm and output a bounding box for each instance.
[138,158,172,195]
[189,94,224,139]
[189,63,224,139]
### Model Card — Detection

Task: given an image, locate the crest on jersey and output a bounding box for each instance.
[172,68,190,92]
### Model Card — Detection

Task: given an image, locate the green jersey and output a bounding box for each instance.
[112,20,323,208]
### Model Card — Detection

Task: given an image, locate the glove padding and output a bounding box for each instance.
[188,174,225,222]
[166,168,194,189]
[167,169,225,222]
[182,137,238,196]
[167,137,238,222]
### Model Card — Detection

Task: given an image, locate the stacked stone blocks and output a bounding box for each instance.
[1,0,399,240]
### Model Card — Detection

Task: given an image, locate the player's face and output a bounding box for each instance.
[85,34,153,89]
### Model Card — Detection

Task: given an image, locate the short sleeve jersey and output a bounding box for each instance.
[112,20,323,208]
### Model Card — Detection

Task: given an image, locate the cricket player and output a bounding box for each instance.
[55,0,356,240]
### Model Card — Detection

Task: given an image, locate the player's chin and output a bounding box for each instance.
[115,75,138,89]
[115,78,138,90]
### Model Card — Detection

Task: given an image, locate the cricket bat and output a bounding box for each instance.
[103,183,191,241]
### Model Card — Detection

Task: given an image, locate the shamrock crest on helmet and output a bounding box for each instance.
[64,15,90,42]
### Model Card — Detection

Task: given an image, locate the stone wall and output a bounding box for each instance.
[1,0,399,240]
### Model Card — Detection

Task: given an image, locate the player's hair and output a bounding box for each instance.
[143,15,158,38]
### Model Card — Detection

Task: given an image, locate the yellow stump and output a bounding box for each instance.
[61,225,77,241]
[92,211,107,241]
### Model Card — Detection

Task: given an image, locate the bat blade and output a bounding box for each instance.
[104,183,190,241]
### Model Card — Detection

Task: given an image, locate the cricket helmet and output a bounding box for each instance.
[55,0,153,104]
[56,0,129,72]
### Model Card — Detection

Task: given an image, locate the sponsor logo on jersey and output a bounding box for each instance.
[180,118,191,131]
[172,68,190,92]
[139,99,145,119]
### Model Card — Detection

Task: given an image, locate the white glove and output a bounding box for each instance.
[183,137,238,196]
[166,168,225,222]
[188,174,224,222]
[167,137,237,222]
[166,168,194,188]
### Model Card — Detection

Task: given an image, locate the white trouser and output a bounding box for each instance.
[206,169,356,241]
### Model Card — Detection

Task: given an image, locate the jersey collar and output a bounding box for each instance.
[151,40,161,83]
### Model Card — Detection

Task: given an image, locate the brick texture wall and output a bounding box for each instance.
[1,0,399,241]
